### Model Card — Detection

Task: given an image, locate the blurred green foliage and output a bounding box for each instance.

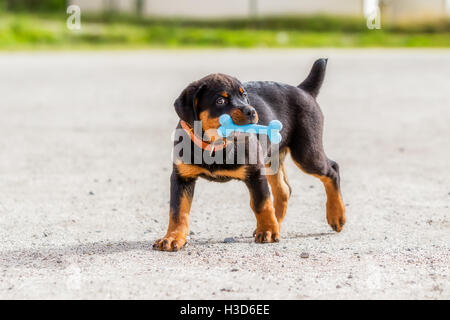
[86,13,450,34]
[0,0,67,12]
[96,14,369,32]
[0,11,450,49]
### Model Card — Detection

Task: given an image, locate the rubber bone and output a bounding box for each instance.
[217,114,283,144]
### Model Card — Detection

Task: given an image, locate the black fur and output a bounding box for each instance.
[174,82,206,127]
[169,171,195,223]
[298,58,328,98]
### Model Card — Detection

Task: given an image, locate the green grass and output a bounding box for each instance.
[1,12,450,50]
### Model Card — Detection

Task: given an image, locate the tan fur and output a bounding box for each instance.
[230,108,247,125]
[250,197,280,243]
[176,163,210,178]
[177,163,246,180]
[317,175,346,232]
[291,156,346,232]
[155,193,192,251]
[214,166,247,180]
[267,164,290,224]
[199,110,220,141]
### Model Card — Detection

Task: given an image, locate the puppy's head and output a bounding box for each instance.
[174,73,258,138]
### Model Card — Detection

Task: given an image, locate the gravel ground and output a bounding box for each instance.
[0,49,448,299]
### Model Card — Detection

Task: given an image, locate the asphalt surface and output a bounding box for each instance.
[0,50,448,299]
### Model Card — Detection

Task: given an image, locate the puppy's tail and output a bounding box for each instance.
[298,58,328,98]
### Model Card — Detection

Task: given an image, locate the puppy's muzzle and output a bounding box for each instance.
[230,106,258,125]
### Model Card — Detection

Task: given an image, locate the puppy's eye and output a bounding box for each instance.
[216,97,226,105]
[242,91,247,98]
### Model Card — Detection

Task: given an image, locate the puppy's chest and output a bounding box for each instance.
[176,163,247,181]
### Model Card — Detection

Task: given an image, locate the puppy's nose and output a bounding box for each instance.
[242,106,258,123]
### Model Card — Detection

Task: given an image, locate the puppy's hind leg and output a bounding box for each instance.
[289,123,346,232]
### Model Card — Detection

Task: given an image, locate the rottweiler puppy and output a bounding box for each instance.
[154,58,346,251]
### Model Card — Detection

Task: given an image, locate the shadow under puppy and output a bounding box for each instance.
[154,58,346,252]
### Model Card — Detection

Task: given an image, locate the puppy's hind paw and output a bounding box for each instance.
[327,214,346,232]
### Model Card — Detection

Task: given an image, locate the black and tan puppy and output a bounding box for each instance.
[154,58,346,251]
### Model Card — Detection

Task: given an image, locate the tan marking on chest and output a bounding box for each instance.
[214,166,247,180]
[176,163,210,178]
[176,163,246,180]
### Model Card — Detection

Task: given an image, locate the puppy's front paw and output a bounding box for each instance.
[254,224,280,243]
[153,234,186,252]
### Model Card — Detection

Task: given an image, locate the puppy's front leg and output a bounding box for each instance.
[153,170,196,251]
[245,168,280,243]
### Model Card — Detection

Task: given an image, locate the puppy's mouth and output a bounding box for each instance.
[230,108,258,125]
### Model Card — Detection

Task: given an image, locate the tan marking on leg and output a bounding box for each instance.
[291,158,346,232]
[281,165,290,191]
[317,175,346,232]
[267,164,290,225]
[250,197,280,243]
[154,194,192,251]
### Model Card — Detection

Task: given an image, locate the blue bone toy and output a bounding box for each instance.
[217,114,283,144]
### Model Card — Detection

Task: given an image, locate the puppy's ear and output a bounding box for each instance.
[174,81,206,127]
